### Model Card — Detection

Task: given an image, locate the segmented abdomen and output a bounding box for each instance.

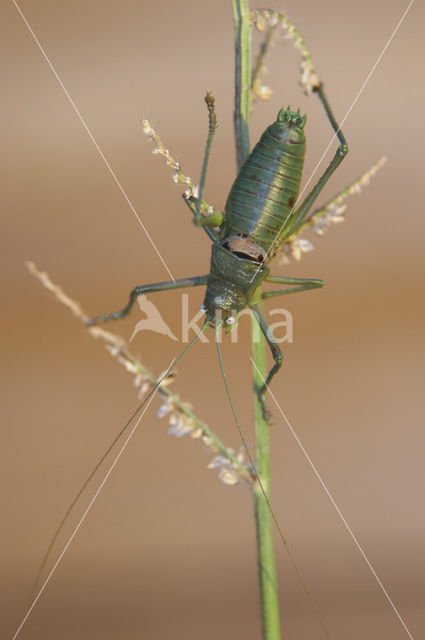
[224,108,306,256]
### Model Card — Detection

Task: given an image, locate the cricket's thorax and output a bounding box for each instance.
[203,241,269,317]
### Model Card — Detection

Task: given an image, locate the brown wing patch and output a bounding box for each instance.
[222,234,267,263]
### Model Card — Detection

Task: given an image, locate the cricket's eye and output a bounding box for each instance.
[225,316,235,325]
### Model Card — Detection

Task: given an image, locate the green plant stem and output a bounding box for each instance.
[232,0,251,168]
[232,2,281,638]
[252,300,281,640]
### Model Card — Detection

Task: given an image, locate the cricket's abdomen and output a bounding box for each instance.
[224,107,306,257]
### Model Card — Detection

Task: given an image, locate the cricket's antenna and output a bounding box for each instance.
[215,324,255,477]
[214,324,330,638]
[29,324,208,604]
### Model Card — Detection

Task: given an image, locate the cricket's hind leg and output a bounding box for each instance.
[282,83,349,241]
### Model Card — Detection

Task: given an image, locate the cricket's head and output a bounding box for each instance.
[202,303,239,334]
[201,242,269,333]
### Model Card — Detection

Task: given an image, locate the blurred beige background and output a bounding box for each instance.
[2,1,424,638]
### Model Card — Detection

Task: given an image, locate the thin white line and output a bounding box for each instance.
[252,0,415,277]
[11,364,170,640]
[12,0,175,282]
[250,357,414,640]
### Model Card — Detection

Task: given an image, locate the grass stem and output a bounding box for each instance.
[232,2,281,638]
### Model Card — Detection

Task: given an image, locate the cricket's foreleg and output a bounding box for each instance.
[250,303,283,418]
[187,92,226,241]
[287,82,349,237]
[86,275,208,326]
[263,274,324,299]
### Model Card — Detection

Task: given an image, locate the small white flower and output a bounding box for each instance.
[254,15,267,32]
[311,219,326,236]
[311,204,347,235]
[138,381,150,400]
[299,61,319,95]
[133,373,142,387]
[328,204,346,218]
[105,345,120,357]
[156,397,174,418]
[219,467,239,485]
[236,449,245,464]
[258,85,273,101]
[167,413,195,437]
[168,413,179,427]
[168,420,194,438]
[117,358,138,374]
[202,435,213,448]
[207,455,230,469]
[142,120,153,135]
[291,237,314,261]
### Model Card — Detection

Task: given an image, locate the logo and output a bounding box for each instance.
[130,294,293,344]
[130,295,178,342]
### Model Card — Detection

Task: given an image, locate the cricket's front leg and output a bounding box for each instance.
[86,275,208,326]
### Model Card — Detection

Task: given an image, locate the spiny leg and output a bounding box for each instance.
[86,275,208,326]
[250,302,283,418]
[250,275,322,414]
[286,82,349,238]
[263,274,324,300]
[183,92,226,241]
[195,92,217,224]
